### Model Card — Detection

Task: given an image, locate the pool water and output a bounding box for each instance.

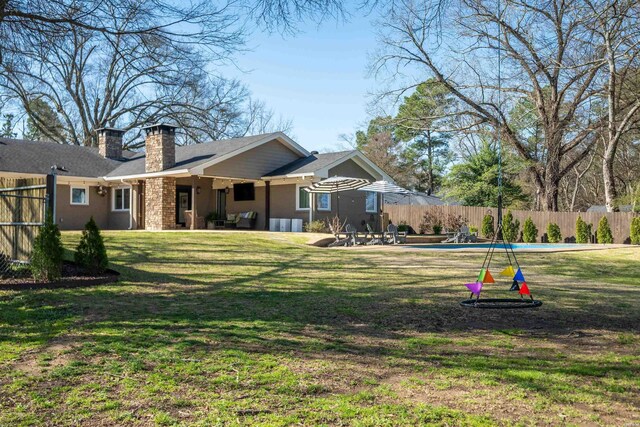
[409,243,595,251]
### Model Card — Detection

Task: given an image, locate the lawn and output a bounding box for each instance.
[1,231,639,426]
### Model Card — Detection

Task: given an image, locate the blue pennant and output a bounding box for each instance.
[513,268,525,282]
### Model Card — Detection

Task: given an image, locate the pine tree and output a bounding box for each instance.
[75,217,109,274]
[630,217,640,245]
[547,223,562,243]
[575,216,592,243]
[31,213,64,282]
[481,214,495,238]
[502,210,520,242]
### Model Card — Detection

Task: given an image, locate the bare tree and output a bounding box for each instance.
[584,0,640,211]
[372,0,612,211]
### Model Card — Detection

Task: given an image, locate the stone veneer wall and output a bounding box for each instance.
[145,127,175,172]
[98,129,123,159]
[145,177,176,230]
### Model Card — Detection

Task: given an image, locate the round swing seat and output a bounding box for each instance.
[459,298,543,309]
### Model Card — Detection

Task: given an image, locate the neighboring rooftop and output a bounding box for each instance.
[384,192,448,206]
[586,205,633,213]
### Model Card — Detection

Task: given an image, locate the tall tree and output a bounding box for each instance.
[394,79,452,195]
[0,112,16,137]
[374,0,609,211]
[23,98,65,141]
[442,139,528,207]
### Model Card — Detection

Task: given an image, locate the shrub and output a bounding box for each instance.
[547,222,562,243]
[30,213,64,282]
[631,217,640,245]
[75,217,109,274]
[596,216,613,244]
[444,213,467,231]
[205,211,220,224]
[397,221,410,233]
[305,220,327,233]
[502,210,520,242]
[575,216,592,243]
[418,208,440,234]
[469,226,478,234]
[522,217,538,243]
[481,214,495,238]
[433,223,442,235]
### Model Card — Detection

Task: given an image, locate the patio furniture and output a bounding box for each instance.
[237,211,258,229]
[385,223,407,244]
[365,223,385,245]
[184,210,205,229]
[224,213,240,228]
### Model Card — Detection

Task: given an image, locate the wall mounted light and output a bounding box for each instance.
[225,187,230,194]
[196,186,201,195]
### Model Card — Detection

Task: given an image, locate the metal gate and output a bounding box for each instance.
[0,178,47,277]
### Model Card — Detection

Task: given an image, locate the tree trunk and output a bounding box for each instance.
[426,130,433,196]
[602,151,618,212]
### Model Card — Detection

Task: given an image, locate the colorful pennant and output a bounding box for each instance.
[500,265,515,277]
[513,268,525,282]
[483,269,495,284]
[465,281,483,296]
[519,282,531,296]
[477,268,486,282]
[509,280,520,292]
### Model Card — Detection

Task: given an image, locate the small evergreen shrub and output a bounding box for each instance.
[502,210,520,242]
[469,226,478,234]
[31,213,64,282]
[631,217,640,245]
[522,217,538,243]
[305,220,327,233]
[432,223,442,235]
[397,221,410,233]
[75,217,109,274]
[575,216,592,243]
[596,216,613,244]
[547,223,562,243]
[481,214,495,238]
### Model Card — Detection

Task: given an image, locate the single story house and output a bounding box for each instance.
[0,125,391,231]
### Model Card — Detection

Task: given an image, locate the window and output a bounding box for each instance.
[317,193,331,211]
[296,184,310,210]
[233,183,255,201]
[365,191,377,213]
[70,186,89,205]
[113,187,131,211]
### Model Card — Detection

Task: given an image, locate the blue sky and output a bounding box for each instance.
[222,14,380,152]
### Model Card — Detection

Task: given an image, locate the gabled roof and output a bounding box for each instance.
[263,149,393,182]
[0,138,126,178]
[264,150,354,177]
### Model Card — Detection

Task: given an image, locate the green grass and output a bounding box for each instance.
[1,231,639,426]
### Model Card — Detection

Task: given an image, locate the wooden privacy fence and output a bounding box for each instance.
[385,204,638,244]
[0,178,47,262]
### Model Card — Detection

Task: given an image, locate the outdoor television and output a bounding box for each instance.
[233,183,255,201]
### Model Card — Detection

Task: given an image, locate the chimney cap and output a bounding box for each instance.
[310,150,319,155]
[96,127,125,135]
[142,123,178,134]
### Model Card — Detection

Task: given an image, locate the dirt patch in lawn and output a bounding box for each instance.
[0,261,119,290]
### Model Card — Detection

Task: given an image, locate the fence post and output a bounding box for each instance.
[46,173,56,222]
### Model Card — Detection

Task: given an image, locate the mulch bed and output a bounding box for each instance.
[0,261,119,290]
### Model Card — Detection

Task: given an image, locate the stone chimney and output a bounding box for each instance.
[97,128,124,159]
[143,123,177,172]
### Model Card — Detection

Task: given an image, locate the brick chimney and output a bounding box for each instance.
[143,123,177,172]
[97,128,124,159]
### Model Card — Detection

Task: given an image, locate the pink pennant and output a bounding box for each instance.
[465,281,483,295]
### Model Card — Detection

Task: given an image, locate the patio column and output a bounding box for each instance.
[191,176,198,230]
[264,180,271,230]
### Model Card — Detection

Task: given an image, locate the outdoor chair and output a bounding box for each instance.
[184,210,205,229]
[365,223,385,245]
[385,224,407,244]
[328,223,353,247]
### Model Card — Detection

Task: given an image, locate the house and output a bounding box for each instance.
[383,192,448,206]
[586,205,633,213]
[0,125,391,231]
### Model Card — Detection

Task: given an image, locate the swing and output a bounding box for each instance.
[459,0,541,309]
[459,222,542,309]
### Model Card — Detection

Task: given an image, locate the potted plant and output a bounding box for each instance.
[205,211,220,229]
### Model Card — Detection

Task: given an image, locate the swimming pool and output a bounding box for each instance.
[407,243,600,252]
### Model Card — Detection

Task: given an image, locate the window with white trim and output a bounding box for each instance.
[365,191,377,213]
[316,193,331,211]
[296,184,310,210]
[70,186,89,205]
[113,187,131,211]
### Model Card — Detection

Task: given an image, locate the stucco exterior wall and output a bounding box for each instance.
[225,185,266,230]
[55,184,110,230]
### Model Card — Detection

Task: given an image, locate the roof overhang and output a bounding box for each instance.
[103,169,191,181]
[0,171,105,184]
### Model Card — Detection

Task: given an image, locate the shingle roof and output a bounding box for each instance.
[106,133,279,177]
[586,205,632,213]
[0,138,125,178]
[264,150,354,177]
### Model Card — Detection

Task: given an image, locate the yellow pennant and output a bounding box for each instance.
[500,266,515,277]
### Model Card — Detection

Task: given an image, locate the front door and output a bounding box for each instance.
[216,189,227,218]
[176,185,192,226]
